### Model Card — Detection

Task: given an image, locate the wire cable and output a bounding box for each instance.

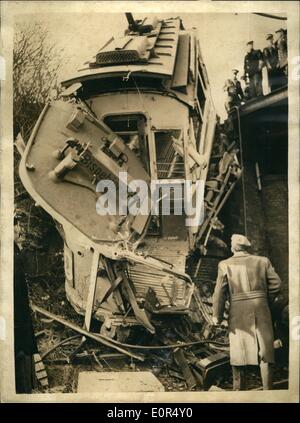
[131,74,146,111]
[234,106,248,237]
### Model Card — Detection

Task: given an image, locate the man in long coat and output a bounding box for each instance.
[244,41,264,98]
[263,34,279,92]
[212,234,281,390]
[275,28,288,75]
[275,28,288,86]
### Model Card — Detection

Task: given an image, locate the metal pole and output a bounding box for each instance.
[32,304,145,361]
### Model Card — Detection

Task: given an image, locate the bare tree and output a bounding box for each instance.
[13,21,62,141]
[14,21,64,272]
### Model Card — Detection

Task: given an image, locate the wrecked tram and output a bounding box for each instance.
[19,15,240,342]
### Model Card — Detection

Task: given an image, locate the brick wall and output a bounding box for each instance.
[261,174,288,295]
[224,165,288,298]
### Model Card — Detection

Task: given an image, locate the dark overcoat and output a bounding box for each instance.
[263,46,278,70]
[213,251,281,366]
[244,49,263,77]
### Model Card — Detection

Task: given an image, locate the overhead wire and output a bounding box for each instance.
[131,74,146,111]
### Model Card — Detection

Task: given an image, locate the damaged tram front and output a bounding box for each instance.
[20,16,217,340]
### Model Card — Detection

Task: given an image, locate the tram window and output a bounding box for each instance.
[81,76,163,98]
[198,61,207,90]
[154,130,185,179]
[103,114,150,172]
[197,75,206,113]
[147,183,186,239]
[104,114,140,132]
[191,109,202,150]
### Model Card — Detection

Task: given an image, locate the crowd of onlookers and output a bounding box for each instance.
[224,28,288,113]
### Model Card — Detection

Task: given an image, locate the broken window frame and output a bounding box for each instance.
[153,128,185,180]
[146,126,189,240]
[196,65,207,115]
[190,106,203,152]
[102,112,151,174]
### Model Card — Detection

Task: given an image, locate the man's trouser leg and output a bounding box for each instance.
[260,360,273,390]
[254,73,263,96]
[249,76,256,99]
[268,70,276,92]
[232,366,247,390]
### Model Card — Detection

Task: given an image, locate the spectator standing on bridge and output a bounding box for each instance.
[275,28,288,84]
[212,234,281,390]
[232,69,244,102]
[223,70,244,112]
[263,34,279,92]
[244,41,264,98]
[241,75,251,101]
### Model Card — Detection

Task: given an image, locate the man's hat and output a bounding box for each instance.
[266,34,273,40]
[231,234,251,250]
[246,40,254,46]
[232,69,239,75]
[275,28,285,34]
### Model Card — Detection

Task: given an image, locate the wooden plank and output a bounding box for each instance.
[197,167,232,241]
[171,33,190,89]
[84,251,100,331]
[173,349,197,389]
[190,31,197,85]
[199,101,210,155]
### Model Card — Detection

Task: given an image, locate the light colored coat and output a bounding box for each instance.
[213,251,281,366]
